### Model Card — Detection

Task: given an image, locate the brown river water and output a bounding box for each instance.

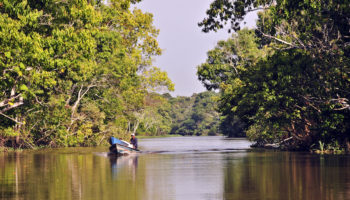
[1,136,350,200]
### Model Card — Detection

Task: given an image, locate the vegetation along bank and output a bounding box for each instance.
[197,0,350,152]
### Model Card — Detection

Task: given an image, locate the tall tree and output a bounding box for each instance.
[198,1,350,150]
[0,0,173,148]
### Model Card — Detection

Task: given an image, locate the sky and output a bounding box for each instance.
[134,0,257,96]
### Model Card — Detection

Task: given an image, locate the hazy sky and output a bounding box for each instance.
[134,0,257,96]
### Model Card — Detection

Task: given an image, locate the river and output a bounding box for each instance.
[1,136,350,200]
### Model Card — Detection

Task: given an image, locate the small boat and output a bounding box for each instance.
[108,137,140,155]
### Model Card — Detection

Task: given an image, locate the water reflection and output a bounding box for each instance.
[223,152,350,200]
[0,148,149,200]
[1,137,350,200]
[109,154,138,180]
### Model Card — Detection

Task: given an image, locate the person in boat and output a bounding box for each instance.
[130,133,138,149]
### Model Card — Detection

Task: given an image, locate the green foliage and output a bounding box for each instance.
[198,0,350,150]
[0,0,174,148]
[0,127,20,137]
[198,29,269,137]
[167,91,221,136]
[129,91,222,137]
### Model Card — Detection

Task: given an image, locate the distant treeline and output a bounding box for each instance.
[134,92,220,136]
[167,92,244,137]
[133,91,244,137]
[167,92,221,136]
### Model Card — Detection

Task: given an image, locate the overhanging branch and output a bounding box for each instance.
[0,112,24,124]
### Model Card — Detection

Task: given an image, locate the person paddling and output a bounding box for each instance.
[130,133,138,150]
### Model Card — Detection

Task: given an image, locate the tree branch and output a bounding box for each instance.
[0,94,22,108]
[330,98,350,111]
[0,112,24,124]
[1,96,24,113]
[257,29,298,48]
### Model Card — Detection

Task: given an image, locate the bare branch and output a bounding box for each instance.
[257,29,298,48]
[290,32,306,49]
[247,6,269,12]
[34,95,44,106]
[330,98,350,111]
[66,84,77,106]
[0,94,22,108]
[1,95,24,113]
[69,82,98,132]
[0,112,24,124]
[300,95,321,113]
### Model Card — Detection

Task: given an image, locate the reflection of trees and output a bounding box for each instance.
[0,149,148,200]
[3,149,350,200]
[0,152,21,199]
[109,155,139,181]
[224,152,350,200]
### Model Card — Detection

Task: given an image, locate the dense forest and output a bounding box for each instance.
[2,0,349,152]
[0,0,175,148]
[198,0,350,151]
[0,0,225,149]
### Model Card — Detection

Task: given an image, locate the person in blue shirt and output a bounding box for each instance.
[130,133,138,149]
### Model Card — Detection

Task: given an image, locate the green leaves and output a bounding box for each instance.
[19,84,28,92]
[141,67,174,92]
[0,0,175,148]
[0,128,20,137]
[198,0,350,150]
[4,52,11,58]
[167,91,221,136]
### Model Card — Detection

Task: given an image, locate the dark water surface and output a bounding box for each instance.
[1,136,350,200]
